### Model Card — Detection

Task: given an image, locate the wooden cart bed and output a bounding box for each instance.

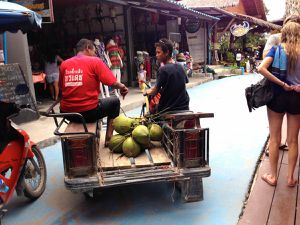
[97,138,171,170]
[64,122,172,171]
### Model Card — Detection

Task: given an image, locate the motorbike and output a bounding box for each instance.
[0,84,47,221]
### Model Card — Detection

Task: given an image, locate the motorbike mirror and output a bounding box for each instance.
[15,84,29,95]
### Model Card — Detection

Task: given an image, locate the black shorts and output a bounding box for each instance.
[61,96,120,123]
[267,91,300,115]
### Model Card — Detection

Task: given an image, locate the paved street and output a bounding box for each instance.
[3,74,270,225]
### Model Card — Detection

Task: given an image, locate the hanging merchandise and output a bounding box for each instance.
[95,39,111,67]
[143,51,151,82]
[135,51,144,67]
[151,13,159,25]
[184,52,193,77]
[106,39,123,97]
[95,38,111,98]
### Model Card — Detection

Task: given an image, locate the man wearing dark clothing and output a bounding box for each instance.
[156,63,189,112]
[145,38,190,113]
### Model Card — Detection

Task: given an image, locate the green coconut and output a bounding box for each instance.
[122,137,141,158]
[132,125,150,145]
[108,134,126,153]
[149,124,163,141]
[113,115,134,134]
[132,117,143,128]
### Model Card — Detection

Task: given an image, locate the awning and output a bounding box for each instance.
[0,2,42,33]
[190,7,281,31]
[105,0,220,21]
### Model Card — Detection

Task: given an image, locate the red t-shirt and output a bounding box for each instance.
[59,55,117,112]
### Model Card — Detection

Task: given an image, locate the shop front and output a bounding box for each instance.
[6,0,218,102]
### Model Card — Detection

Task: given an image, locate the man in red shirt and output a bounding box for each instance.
[59,39,128,145]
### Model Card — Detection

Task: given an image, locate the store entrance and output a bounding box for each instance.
[27,0,128,102]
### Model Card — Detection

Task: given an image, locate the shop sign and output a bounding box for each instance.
[186,27,206,63]
[185,18,201,33]
[230,21,250,37]
[9,0,54,23]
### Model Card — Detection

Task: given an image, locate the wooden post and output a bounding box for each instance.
[124,6,134,87]
[212,23,218,65]
[230,33,235,50]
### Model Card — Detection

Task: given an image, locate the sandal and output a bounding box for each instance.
[279,144,288,151]
[261,173,277,186]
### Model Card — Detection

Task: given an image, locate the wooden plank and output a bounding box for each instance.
[292,138,300,225]
[149,147,171,165]
[65,122,97,133]
[294,165,300,225]
[135,151,152,167]
[268,164,297,225]
[238,161,276,225]
[98,147,132,169]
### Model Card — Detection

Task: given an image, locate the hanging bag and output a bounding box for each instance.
[245,45,287,112]
[245,77,274,112]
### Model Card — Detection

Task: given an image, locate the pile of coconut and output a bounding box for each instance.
[108,115,163,158]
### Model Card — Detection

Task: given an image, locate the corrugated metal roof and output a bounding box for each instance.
[180,0,239,8]
[160,0,220,20]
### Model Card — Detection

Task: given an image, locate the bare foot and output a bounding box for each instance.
[288,178,297,187]
[261,173,277,186]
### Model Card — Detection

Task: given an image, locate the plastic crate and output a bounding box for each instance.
[61,134,97,177]
[162,124,209,168]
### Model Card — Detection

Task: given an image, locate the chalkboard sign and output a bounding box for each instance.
[0,63,39,124]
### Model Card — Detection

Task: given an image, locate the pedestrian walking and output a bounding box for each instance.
[257,15,300,187]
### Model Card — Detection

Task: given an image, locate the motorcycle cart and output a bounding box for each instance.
[45,100,213,202]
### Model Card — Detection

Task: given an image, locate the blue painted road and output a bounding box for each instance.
[4,74,269,225]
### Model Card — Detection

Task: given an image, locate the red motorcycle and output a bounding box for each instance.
[0,85,47,220]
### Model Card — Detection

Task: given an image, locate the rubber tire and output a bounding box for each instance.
[22,146,47,200]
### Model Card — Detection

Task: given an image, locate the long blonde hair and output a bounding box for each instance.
[281,15,300,72]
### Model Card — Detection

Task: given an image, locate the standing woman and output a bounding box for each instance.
[44,50,64,100]
[257,15,300,187]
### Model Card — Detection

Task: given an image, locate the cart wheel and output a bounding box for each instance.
[180,177,204,202]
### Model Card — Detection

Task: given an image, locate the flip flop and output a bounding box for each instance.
[279,144,288,151]
[288,180,297,187]
[261,173,277,186]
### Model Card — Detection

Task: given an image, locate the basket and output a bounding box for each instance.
[162,124,209,168]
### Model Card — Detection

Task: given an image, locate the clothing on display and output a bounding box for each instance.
[94,38,111,68]
[106,39,123,69]
[106,39,123,97]
[94,38,111,98]
[143,51,151,81]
